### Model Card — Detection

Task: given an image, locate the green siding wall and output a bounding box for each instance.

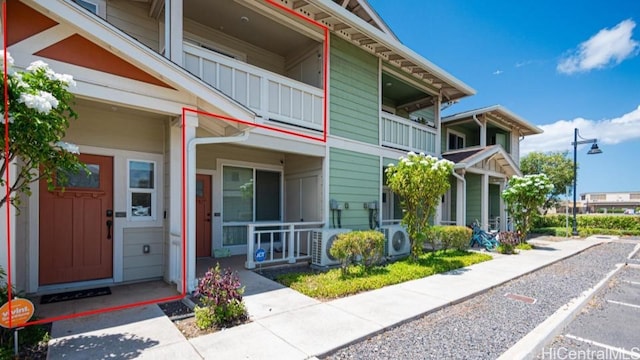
[489,184,501,220]
[330,35,379,144]
[449,175,457,221]
[442,125,480,152]
[466,173,481,226]
[330,148,380,230]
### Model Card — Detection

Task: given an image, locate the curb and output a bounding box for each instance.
[498,238,630,360]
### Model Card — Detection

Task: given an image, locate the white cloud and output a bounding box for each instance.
[520,105,640,154]
[493,69,504,75]
[557,19,639,74]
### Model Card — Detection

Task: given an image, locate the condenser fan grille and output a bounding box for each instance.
[326,235,338,260]
[392,231,406,252]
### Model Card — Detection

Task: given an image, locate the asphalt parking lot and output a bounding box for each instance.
[538,240,640,360]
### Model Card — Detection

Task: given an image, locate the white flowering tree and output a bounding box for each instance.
[501,174,554,241]
[0,53,83,208]
[385,152,454,259]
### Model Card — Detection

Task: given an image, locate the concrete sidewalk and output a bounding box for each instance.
[47,236,610,359]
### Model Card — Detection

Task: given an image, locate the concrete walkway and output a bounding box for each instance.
[47,236,610,359]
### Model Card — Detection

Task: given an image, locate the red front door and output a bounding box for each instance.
[196,174,212,257]
[39,154,114,285]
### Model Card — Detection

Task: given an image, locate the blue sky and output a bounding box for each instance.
[368,0,640,196]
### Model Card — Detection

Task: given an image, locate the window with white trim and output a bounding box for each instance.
[73,0,106,18]
[447,129,465,150]
[128,160,156,220]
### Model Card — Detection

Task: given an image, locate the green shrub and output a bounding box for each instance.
[496,231,520,254]
[277,250,492,299]
[531,227,640,237]
[496,244,516,254]
[534,215,640,230]
[194,264,247,329]
[427,226,472,251]
[194,306,214,330]
[330,230,385,275]
[516,242,533,250]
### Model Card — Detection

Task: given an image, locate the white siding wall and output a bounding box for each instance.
[184,19,285,75]
[123,227,164,281]
[107,0,160,52]
[64,103,165,153]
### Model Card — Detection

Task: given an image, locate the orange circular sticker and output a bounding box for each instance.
[0,298,35,328]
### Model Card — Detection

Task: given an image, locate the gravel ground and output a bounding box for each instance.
[535,266,640,359]
[322,241,636,360]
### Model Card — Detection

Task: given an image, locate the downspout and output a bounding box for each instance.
[186,131,250,292]
[471,113,482,127]
[452,169,466,226]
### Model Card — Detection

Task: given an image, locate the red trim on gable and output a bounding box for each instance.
[35,34,173,89]
[6,0,58,46]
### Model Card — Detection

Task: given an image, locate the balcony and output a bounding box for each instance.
[381,112,437,154]
[183,42,324,131]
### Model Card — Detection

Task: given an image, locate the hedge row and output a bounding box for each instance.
[533,215,640,231]
[533,227,640,237]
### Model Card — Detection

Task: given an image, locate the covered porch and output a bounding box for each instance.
[442,146,520,231]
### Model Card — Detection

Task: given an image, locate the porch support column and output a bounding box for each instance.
[168,119,183,291]
[434,92,442,155]
[499,180,507,231]
[184,112,198,293]
[168,113,197,293]
[481,173,489,230]
[479,116,487,148]
[166,0,183,64]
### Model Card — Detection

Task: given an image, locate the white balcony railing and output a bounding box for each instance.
[381,112,437,154]
[183,42,323,131]
[244,221,324,269]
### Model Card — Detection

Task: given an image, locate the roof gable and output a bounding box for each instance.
[442,105,542,136]
[36,34,172,88]
[443,146,521,177]
[333,0,399,41]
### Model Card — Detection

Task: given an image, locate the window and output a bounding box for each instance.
[128,160,156,220]
[57,164,100,189]
[222,166,282,246]
[73,0,106,18]
[447,130,465,150]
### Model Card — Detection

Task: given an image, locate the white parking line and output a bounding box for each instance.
[564,334,639,358]
[607,299,640,309]
[621,279,640,286]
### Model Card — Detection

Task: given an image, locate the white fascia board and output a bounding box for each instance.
[357,0,399,41]
[308,0,475,96]
[443,105,543,135]
[28,0,256,121]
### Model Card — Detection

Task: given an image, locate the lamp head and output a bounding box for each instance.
[587,143,602,155]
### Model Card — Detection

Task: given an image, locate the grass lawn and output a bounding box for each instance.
[276,250,492,300]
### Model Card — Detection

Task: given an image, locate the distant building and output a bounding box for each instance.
[581,192,640,214]
[550,192,640,215]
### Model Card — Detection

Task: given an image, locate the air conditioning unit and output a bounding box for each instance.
[311,228,351,267]
[381,225,410,258]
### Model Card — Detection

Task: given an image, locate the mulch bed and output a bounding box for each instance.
[158,299,249,339]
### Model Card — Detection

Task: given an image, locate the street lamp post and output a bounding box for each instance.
[572,128,602,236]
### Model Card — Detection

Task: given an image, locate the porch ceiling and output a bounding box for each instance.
[141,0,473,101]
[184,0,319,57]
